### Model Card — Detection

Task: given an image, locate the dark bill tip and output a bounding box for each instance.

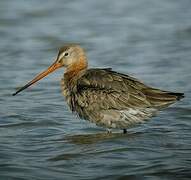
[12,92,17,96]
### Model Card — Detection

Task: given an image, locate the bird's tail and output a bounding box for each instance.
[165,92,184,100]
[144,88,184,108]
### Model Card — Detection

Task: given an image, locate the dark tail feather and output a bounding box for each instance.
[167,92,184,101]
[144,88,184,108]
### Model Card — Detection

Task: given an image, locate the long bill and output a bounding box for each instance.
[12,61,62,96]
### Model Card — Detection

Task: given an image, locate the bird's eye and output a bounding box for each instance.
[64,52,69,57]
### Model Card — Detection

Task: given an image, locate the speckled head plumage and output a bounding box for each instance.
[56,44,88,69]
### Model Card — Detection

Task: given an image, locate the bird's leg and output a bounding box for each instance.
[106,128,112,134]
[123,129,127,134]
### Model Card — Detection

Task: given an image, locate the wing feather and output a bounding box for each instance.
[76,68,151,109]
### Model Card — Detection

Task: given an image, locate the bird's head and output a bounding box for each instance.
[12,44,87,96]
[57,44,87,68]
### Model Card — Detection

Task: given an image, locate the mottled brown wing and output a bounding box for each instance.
[77,68,183,109]
[75,68,150,110]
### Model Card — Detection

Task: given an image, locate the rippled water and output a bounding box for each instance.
[0,0,191,179]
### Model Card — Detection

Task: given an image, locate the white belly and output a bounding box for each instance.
[97,108,157,129]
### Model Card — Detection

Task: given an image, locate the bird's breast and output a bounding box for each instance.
[61,70,85,113]
[60,77,74,110]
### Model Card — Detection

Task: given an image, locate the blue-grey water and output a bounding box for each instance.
[0,0,191,179]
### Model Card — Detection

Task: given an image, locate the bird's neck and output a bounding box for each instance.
[64,58,87,83]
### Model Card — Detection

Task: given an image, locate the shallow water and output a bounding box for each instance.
[0,0,191,179]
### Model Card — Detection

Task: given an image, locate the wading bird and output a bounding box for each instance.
[13,44,184,133]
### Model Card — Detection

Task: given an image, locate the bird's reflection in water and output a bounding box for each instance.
[49,131,142,161]
[65,131,140,145]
